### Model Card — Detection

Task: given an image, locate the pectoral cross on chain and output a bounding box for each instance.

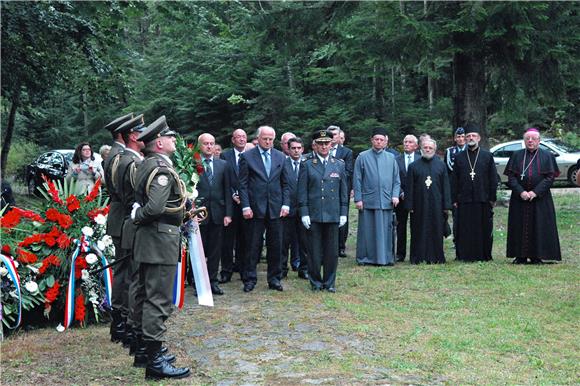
[425,176,432,189]
[469,170,476,180]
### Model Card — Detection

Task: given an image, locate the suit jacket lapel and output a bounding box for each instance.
[252,148,268,179]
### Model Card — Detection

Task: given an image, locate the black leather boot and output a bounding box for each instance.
[144,341,189,380]
[123,324,134,349]
[110,310,125,343]
[134,337,176,368]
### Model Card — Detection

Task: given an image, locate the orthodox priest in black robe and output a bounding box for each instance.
[451,126,498,262]
[406,139,452,264]
[505,128,561,264]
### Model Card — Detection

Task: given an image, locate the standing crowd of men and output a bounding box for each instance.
[100,112,562,380]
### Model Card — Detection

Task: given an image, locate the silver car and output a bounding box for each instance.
[491,138,580,185]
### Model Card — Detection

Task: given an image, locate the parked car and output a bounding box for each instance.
[491,139,580,185]
[25,149,74,195]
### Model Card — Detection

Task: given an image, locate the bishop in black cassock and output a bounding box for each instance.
[451,126,498,262]
[405,139,452,264]
[504,128,561,264]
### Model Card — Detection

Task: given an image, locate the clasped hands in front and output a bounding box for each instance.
[520,191,537,201]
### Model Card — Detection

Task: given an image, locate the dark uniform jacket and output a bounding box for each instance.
[283,157,302,218]
[396,151,421,197]
[298,156,348,223]
[196,157,233,225]
[133,153,186,265]
[104,141,125,238]
[115,148,143,250]
[238,146,290,219]
[333,145,354,190]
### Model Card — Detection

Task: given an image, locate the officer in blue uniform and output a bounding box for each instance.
[298,129,348,292]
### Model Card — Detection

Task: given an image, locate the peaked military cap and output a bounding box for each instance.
[138,115,177,143]
[312,129,333,143]
[115,114,145,134]
[104,113,134,132]
[454,127,465,135]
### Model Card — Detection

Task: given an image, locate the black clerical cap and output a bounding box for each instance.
[138,115,177,144]
[104,113,134,132]
[114,114,146,134]
[372,127,388,137]
[464,123,480,135]
[312,129,333,143]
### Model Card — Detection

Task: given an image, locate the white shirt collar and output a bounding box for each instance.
[125,148,144,160]
[317,154,329,163]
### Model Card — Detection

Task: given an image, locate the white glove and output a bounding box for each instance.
[301,216,311,230]
[131,202,141,220]
[339,216,347,227]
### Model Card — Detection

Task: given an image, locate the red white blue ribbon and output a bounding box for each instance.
[88,240,113,308]
[187,220,213,307]
[0,254,22,329]
[64,239,81,329]
[172,247,186,309]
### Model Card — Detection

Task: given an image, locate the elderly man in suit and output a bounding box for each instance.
[281,137,309,280]
[238,125,290,292]
[196,133,233,295]
[299,129,348,292]
[327,125,354,257]
[219,129,247,284]
[395,134,421,262]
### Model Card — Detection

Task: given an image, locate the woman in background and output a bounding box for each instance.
[67,142,103,195]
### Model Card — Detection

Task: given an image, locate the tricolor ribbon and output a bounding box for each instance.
[0,254,22,329]
[172,247,186,309]
[64,239,81,329]
[186,220,213,307]
[89,241,113,308]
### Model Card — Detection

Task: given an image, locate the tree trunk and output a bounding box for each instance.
[453,52,487,145]
[81,91,89,136]
[286,60,294,91]
[391,66,395,115]
[427,73,434,111]
[1,89,20,178]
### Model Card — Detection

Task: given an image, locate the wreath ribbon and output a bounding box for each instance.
[0,254,22,329]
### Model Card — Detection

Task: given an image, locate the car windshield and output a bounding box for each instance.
[544,139,579,153]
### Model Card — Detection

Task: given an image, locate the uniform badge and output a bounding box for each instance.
[157,175,169,186]
[329,172,340,178]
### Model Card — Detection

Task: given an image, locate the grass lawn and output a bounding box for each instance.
[2,190,579,385]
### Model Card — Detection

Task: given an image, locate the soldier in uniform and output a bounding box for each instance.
[444,127,466,244]
[131,116,190,380]
[102,113,132,343]
[298,129,348,293]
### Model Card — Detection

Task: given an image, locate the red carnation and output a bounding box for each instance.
[0,209,21,229]
[15,208,45,223]
[84,178,102,202]
[75,256,88,279]
[17,248,38,264]
[44,281,61,307]
[18,233,44,247]
[39,254,61,275]
[1,244,11,256]
[66,195,81,212]
[45,208,73,229]
[57,233,71,249]
[74,293,86,325]
[42,176,64,205]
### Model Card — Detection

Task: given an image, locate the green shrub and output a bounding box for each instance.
[3,139,42,181]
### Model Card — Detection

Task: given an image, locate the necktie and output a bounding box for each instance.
[236,152,242,172]
[293,160,299,178]
[407,154,412,171]
[263,151,271,177]
[204,159,213,183]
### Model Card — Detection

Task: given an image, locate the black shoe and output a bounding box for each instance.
[218,273,232,284]
[144,341,189,379]
[123,325,134,349]
[311,285,322,292]
[326,287,336,293]
[513,258,527,265]
[268,282,283,291]
[338,249,347,257]
[298,271,309,280]
[110,311,125,343]
[386,262,394,267]
[211,284,224,295]
[396,256,405,262]
[243,283,255,293]
[281,270,288,279]
[291,265,299,272]
[133,338,175,368]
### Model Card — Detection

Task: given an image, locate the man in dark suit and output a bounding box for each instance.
[102,112,132,343]
[299,129,348,292]
[281,137,309,280]
[395,134,421,262]
[238,125,290,292]
[196,133,233,295]
[327,125,354,257]
[219,129,247,284]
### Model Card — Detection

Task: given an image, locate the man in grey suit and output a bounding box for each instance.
[299,129,348,292]
[395,134,421,262]
[195,133,233,295]
[238,126,290,292]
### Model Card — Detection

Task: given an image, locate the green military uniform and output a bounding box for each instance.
[103,113,132,342]
[132,115,190,380]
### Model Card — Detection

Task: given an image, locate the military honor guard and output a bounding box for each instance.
[298,129,348,292]
[451,125,498,262]
[405,138,452,264]
[102,113,132,343]
[504,128,561,264]
[131,116,190,379]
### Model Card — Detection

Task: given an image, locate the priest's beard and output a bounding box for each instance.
[421,152,435,160]
[467,141,479,150]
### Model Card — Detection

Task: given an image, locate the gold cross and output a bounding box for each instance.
[425,176,432,189]
[470,170,476,180]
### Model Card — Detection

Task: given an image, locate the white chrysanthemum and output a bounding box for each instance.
[0,267,8,276]
[101,235,113,247]
[27,265,39,274]
[81,226,94,237]
[56,323,65,332]
[85,253,98,265]
[191,173,200,185]
[97,240,106,251]
[188,188,199,200]
[25,281,39,293]
[81,269,90,281]
[33,221,43,227]
[94,214,107,225]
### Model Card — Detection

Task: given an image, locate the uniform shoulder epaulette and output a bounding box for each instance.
[332,156,345,164]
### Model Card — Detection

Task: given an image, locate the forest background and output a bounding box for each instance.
[2,1,579,177]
